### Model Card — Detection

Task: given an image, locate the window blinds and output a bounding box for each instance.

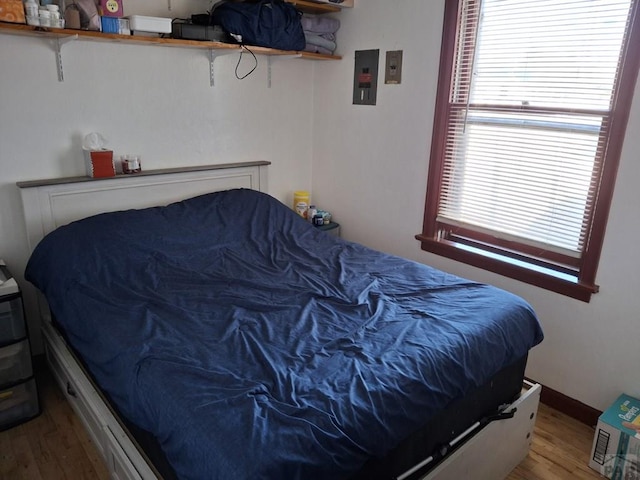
[437,0,632,260]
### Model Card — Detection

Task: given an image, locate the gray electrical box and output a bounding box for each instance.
[353,49,379,106]
[385,50,403,84]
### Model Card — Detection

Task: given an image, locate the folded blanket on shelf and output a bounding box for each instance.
[304,44,334,55]
[317,32,336,42]
[301,15,340,34]
[304,33,337,53]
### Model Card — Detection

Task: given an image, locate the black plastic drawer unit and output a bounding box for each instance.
[0,260,40,431]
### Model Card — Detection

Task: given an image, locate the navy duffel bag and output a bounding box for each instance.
[211,0,306,51]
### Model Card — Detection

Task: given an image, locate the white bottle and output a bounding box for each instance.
[308,205,317,223]
[46,4,60,27]
[24,0,39,21]
[39,8,51,27]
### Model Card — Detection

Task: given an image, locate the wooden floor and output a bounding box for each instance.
[506,405,603,480]
[0,371,603,480]
[0,371,109,480]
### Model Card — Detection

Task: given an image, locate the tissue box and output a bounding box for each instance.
[0,0,26,23]
[99,0,124,17]
[84,149,115,178]
[589,394,640,479]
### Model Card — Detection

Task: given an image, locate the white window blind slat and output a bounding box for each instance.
[438,0,632,258]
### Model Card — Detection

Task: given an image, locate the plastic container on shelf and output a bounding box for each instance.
[46,4,60,27]
[293,191,310,219]
[308,205,317,223]
[38,8,50,27]
[24,0,39,19]
[121,155,141,174]
[127,15,172,34]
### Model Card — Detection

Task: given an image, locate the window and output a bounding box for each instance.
[417,0,640,302]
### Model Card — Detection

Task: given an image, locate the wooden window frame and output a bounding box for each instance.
[416,0,640,302]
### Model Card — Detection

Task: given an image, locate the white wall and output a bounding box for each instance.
[3,0,637,412]
[0,0,315,349]
[312,0,640,412]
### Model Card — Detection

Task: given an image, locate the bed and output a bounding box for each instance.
[18,162,543,480]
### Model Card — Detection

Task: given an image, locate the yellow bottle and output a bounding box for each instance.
[293,191,310,219]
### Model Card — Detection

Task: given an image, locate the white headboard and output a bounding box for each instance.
[18,161,270,253]
[17,161,269,352]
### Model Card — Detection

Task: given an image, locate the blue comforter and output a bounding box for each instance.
[26,189,543,480]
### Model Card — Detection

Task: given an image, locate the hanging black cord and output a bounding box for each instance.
[235,45,258,80]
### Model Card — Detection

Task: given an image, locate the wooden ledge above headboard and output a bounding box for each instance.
[16,161,271,189]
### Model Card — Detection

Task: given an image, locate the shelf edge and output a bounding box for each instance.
[0,22,341,59]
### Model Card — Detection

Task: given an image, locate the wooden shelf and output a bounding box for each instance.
[286,0,341,14]
[0,22,341,60]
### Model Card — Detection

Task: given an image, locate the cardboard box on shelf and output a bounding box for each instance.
[0,0,26,23]
[99,0,123,17]
[127,15,171,34]
[101,16,119,33]
[589,393,640,479]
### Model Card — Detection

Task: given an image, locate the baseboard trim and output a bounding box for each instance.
[526,377,601,427]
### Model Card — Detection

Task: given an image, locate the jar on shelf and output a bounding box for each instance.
[308,205,317,223]
[38,8,51,27]
[46,4,60,28]
[24,0,39,22]
[121,155,141,174]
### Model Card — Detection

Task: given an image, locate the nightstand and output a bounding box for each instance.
[316,221,341,237]
[0,260,40,431]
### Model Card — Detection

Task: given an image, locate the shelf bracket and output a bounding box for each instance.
[52,34,78,82]
[208,49,238,87]
[267,54,302,88]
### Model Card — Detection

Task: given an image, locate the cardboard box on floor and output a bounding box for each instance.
[589,393,640,479]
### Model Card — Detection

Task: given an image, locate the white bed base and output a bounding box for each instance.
[18,161,540,480]
[420,381,540,480]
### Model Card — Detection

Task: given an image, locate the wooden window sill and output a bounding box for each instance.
[415,235,598,302]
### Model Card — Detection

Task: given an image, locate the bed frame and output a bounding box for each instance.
[17,161,540,480]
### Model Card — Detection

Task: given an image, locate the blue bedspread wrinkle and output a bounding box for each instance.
[26,188,543,480]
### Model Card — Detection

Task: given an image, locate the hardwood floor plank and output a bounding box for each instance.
[8,434,43,480]
[0,430,20,479]
[508,403,602,480]
[0,371,108,480]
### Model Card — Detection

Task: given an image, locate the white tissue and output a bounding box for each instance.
[82,132,108,151]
